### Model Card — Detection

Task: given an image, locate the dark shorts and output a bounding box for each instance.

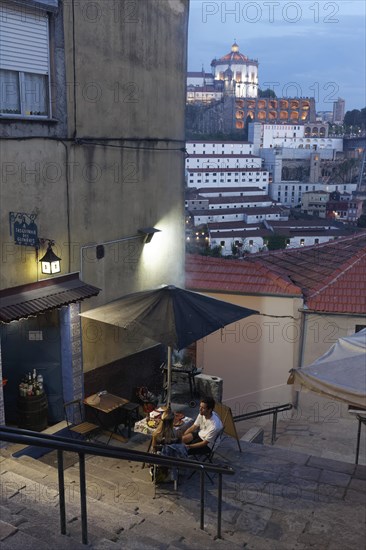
[188,434,211,455]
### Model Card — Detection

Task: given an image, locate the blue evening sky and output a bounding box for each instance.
[188,0,366,111]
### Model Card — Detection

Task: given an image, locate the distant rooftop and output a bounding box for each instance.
[186,232,366,312]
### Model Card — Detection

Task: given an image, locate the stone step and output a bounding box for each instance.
[0,467,229,549]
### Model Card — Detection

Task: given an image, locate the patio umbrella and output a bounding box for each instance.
[288,329,366,408]
[80,285,258,404]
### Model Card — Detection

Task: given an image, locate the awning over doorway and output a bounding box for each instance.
[0,273,100,323]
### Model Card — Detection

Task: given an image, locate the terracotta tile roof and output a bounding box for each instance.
[197,187,262,194]
[208,221,254,230]
[209,229,271,239]
[186,232,366,313]
[192,205,285,216]
[208,195,273,205]
[248,233,366,300]
[186,255,301,296]
[187,167,266,172]
[186,141,250,145]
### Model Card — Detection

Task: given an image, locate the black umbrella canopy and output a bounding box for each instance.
[81,285,259,349]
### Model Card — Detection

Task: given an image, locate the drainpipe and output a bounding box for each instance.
[294,308,307,409]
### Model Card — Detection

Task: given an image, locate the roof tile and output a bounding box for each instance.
[186,233,366,314]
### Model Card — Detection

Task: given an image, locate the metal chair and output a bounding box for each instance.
[63,399,100,440]
[187,428,225,483]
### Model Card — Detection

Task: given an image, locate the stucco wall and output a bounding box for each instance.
[297,312,366,420]
[0,0,189,372]
[301,312,366,368]
[195,292,303,416]
[63,0,188,139]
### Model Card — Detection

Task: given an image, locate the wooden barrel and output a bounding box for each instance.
[17,394,48,432]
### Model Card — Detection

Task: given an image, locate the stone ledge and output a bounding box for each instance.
[0,520,18,541]
[240,427,264,444]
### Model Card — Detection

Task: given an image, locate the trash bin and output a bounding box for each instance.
[194,374,223,403]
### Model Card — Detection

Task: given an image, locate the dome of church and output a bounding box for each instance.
[211,42,249,66]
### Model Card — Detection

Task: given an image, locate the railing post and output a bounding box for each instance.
[271,411,278,445]
[200,469,205,530]
[355,416,362,464]
[79,452,88,545]
[57,450,66,535]
[217,473,222,539]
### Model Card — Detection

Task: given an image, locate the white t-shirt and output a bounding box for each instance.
[194,411,223,446]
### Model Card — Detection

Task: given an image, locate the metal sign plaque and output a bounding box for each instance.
[9,212,38,247]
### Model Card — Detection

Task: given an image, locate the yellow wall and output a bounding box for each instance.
[195,292,303,416]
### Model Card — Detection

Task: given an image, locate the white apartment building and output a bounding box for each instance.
[249,122,343,154]
[186,141,254,155]
[208,195,273,209]
[187,72,214,87]
[187,167,269,188]
[210,230,266,256]
[192,205,287,226]
[196,186,265,197]
[186,88,223,104]
[208,220,347,257]
[271,181,358,207]
[186,141,269,189]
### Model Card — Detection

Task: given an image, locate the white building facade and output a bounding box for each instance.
[186,141,269,190]
[249,123,343,154]
[271,181,358,207]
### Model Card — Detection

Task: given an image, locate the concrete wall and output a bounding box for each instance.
[0,0,189,372]
[194,291,303,417]
[63,0,188,139]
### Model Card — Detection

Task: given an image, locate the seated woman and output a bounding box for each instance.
[151,409,187,486]
[151,409,180,452]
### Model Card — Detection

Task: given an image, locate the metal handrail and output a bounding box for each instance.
[0,425,234,543]
[233,403,293,444]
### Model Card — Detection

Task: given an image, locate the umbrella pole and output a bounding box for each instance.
[166,346,172,407]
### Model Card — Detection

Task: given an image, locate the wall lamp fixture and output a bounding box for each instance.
[80,227,161,279]
[138,227,161,244]
[37,239,61,274]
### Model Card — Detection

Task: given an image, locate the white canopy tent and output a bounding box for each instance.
[288,329,366,409]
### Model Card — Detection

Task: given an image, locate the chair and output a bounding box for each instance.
[187,427,225,484]
[120,402,140,438]
[63,399,100,440]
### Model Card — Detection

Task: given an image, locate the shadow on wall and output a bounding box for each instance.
[84,345,165,404]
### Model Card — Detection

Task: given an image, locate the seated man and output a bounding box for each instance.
[182,397,223,455]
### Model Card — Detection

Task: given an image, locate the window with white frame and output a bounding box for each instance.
[0,1,51,117]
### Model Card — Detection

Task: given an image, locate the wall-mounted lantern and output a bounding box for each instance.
[38,240,61,274]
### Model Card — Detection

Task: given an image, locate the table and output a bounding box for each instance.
[134,412,193,437]
[135,411,193,469]
[84,392,135,443]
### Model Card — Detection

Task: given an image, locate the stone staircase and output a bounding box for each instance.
[1,435,366,549]
[0,444,241,549]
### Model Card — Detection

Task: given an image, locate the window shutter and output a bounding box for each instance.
[0,1,49,74]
